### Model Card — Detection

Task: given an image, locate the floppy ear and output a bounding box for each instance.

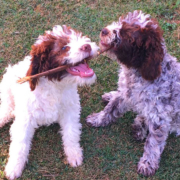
[140,24,164,81]
[26,35,55,91]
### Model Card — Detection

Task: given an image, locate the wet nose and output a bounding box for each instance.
[80,44,91,52]
[101,28,109,36]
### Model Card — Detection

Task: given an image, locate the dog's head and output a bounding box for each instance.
[100,10,164,81]
[27,25,99,91]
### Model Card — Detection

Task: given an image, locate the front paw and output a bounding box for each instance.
[86,112,104,127]
[102,91,116,103]
[65,147,83,167]
[102,93,111,103]
[131,123,147,141]
[5,161,24,180]
[137,157,159,176]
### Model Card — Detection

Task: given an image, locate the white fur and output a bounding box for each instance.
[88,10,180,176]
[0,26,99,180]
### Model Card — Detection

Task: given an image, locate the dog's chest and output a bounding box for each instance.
[29,82,80,126]
[118,67,176,115]
[118,69,158,112]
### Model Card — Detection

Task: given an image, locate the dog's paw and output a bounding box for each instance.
[5,161,24,180]
[131,123,147,141]
[102,93,111,103]
[102,91,116,103]
[137,157,159,176]
[86,112,104,127]
[66,147,83,167]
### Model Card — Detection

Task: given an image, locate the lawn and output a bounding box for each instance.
[0,0,180,179]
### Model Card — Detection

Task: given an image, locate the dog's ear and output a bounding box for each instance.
[26,34,55,91]
[140,23,164,81]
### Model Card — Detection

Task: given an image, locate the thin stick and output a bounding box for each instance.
[17,65,68,84]
[17,46,112,84]
[97,45,113,55]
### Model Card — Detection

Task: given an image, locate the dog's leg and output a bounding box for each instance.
[102,91,118,103]
[5,117,35,180]
[137,120,169,176]
[59,113,83,167]
[86,93,129,127]
[0,88,15,128]
[131,115,148,141]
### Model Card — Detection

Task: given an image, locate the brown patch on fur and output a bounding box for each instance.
[114,20,164,81]
[26,33,70,91]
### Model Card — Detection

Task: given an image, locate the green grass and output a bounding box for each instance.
[0,0,180,179]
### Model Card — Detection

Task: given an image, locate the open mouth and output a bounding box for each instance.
[101,37,120,50]
[100,32,119,49]
[66,59,94,77]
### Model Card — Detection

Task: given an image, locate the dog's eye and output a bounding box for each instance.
[62,46,67,50]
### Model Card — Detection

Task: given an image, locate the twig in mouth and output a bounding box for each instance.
[17,65,68,84]
[97,45,113,55]
[17,46,113,84]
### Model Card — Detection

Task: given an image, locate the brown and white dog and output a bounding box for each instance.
[0,25,99,180]
[87,10,180,176]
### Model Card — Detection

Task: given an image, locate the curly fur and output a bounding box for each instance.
[87,10,180,176]
[0,25,99,180]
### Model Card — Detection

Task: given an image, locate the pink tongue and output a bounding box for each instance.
[66,63,94,77]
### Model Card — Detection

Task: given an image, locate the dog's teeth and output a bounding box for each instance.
[72,68,79,72]
[85,72,90,74]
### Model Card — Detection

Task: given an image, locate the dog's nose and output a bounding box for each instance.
[80,44,91,52]
[101,28,109,36]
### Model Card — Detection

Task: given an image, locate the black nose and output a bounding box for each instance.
[101,28,109,36]
[80,44,91,52]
